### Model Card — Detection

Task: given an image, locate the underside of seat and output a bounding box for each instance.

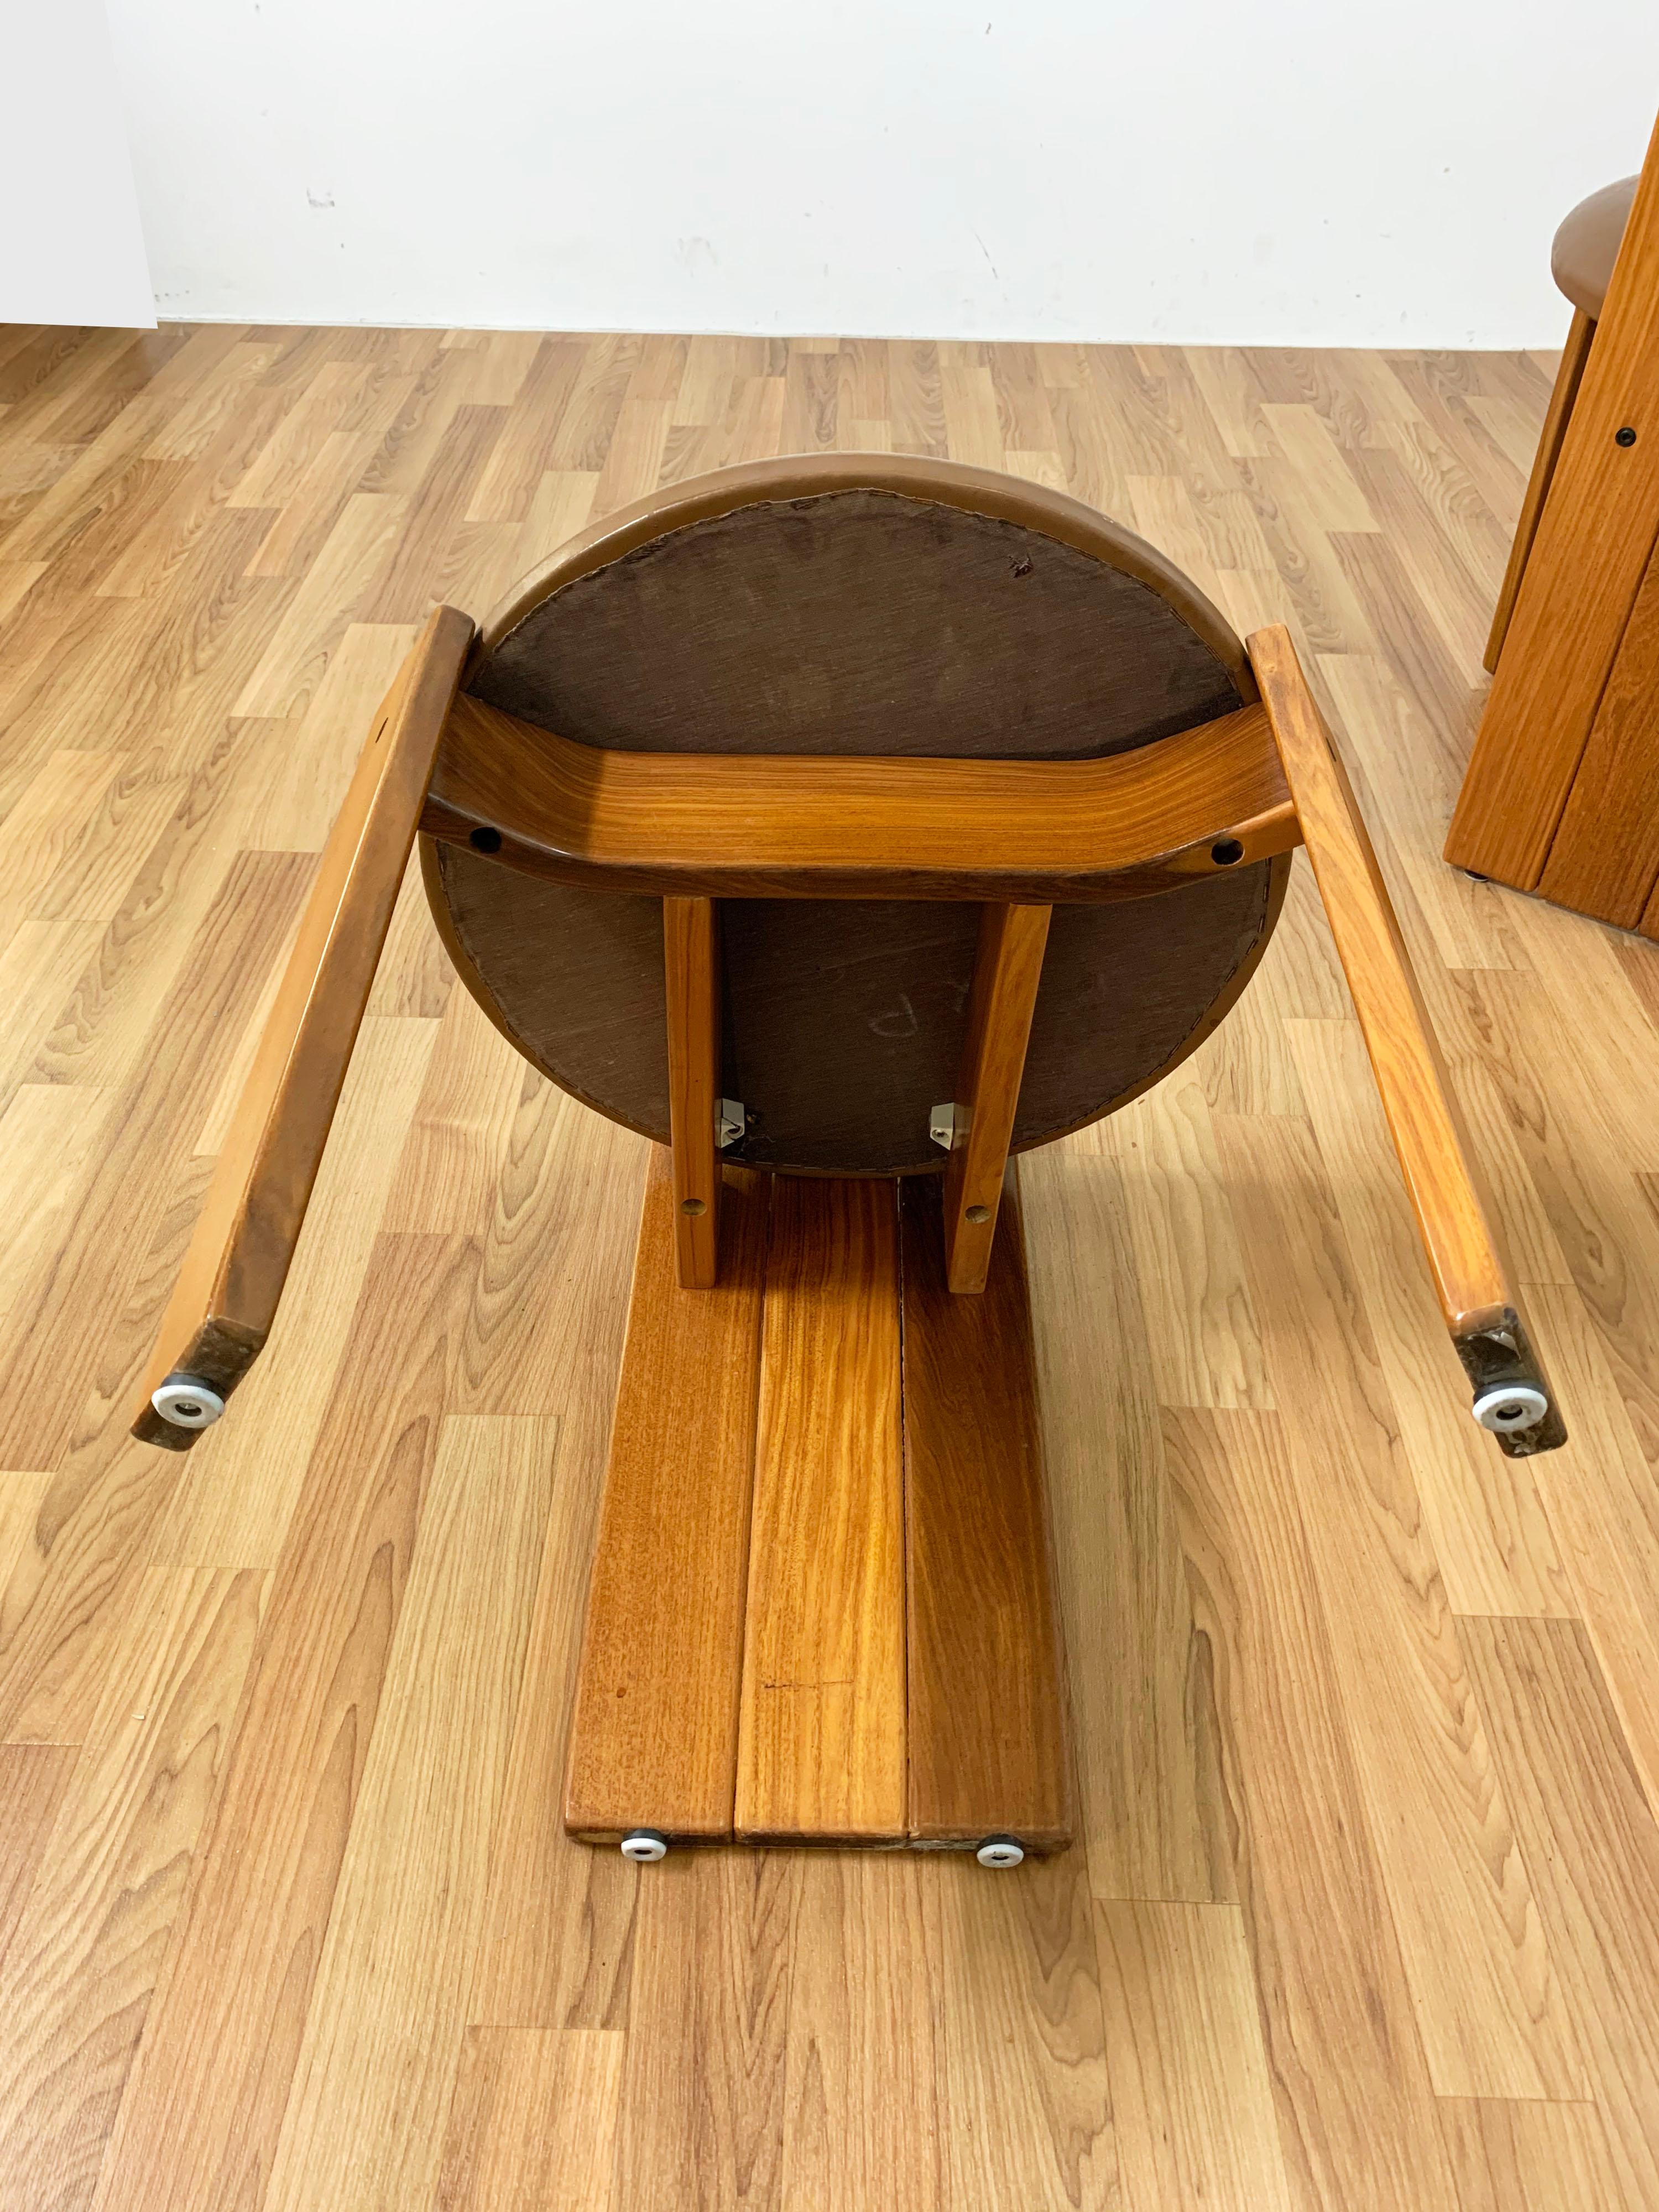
[429,844,1285,1174]
[431,455,1286,1175]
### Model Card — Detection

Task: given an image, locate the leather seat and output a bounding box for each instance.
[1552,175,1637,318]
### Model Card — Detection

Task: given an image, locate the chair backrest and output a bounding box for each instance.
[425,455,1288,1175]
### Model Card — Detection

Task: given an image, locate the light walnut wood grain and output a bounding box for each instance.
[1096,1073,1274,1410]
[1316,654,1515,975]
[425,688,1297,902]
[1218,1114,1587,2101]
[0,851,312,1484]
[26,729,290,1099]
[379,986,519,1234]
[662,894,721,1287]
[7,321,1659,2212]
[244,620,418,853]
[435,2027,623,2212]
[735,1177,905,1843]
[445,1082,645,1427]
[1448,109,1659,888]
[262,1417,553,2212]
[1522,1280,1659,1825]
[1098,1900,1294,2212]
[1020,1147,1234,1903]
[0,1741,75,1979]
[1432,968,1579,1286]
[936,1851,1120,2209]
[1482,306,1594,674]
[132,604,473,1446]
[0,1564,263,2210]
[1452,948,1659,1465]
[460,1146,642,2034]
[781,1856,943,2212]
[1162,1407,1464,2210]
[158,1014,438,1571]
[232,491,412,719]
[28,758,190,932]
[613,1850,791,2210]
[1250,625,1512,1337]
[1463,1616,1659,2210]
[88,1235,479,2212]
[940,901,1050,1292]
[479,1761,641,2042]
[565,1150,766,1841]
[1540,523,1659,925]
[363,849,457,1019]
[0,748,127,945]
[900,1174,1070,1846]
[0,916,104,1115]
[1287,1016,1571,1618]
[1438,2094,1624,2212]
[0,1471,53,1639]
[0,1084,113,1345]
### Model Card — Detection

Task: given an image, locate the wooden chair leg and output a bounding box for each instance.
[664,895,722,1287]
[130,604,474,1448]
[1484,307,1595,674]
[942,902,1051,1293]
[1250,624,1564,1455]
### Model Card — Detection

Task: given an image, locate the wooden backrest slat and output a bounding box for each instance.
[423,690,1299,901]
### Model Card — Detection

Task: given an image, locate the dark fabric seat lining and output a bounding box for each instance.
[428,460,1285,1175]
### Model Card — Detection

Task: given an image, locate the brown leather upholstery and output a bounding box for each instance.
[427,456,1288,1176]
[1552,175,1637,319]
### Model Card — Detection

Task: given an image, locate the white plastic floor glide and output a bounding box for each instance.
[975,1836,1025,1869]
[151,1378,226,1430]
[1471,1383,1548,1434]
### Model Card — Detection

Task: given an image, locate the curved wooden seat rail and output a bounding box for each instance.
[422,690,1300,902]
[129,609,1564,1458]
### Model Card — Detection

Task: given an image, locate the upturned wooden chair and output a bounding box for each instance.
[133,455,1565,1866]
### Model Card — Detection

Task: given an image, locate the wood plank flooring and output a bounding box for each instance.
[1,321,1657,2210]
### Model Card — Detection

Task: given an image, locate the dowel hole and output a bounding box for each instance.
[965,1204,992,1224]
[681,1197,707,1217]
[1211,837,1245,866]
[469,826,503,853]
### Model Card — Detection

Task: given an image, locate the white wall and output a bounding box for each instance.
[105,0,1659,346]
[1,0,155,327]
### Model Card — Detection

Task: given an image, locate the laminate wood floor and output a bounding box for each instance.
[1,320,1657,2211]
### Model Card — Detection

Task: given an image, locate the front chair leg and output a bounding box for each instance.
[1248,623,1566,1456]
[131,603,476,1449]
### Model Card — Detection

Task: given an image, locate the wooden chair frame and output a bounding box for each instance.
[133,607,1564,1462]
[1448,106,1659,932]
[129,525,1568,1858]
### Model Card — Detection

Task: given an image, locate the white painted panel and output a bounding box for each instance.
[100,1,1659,345]
[0,0,155,328]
